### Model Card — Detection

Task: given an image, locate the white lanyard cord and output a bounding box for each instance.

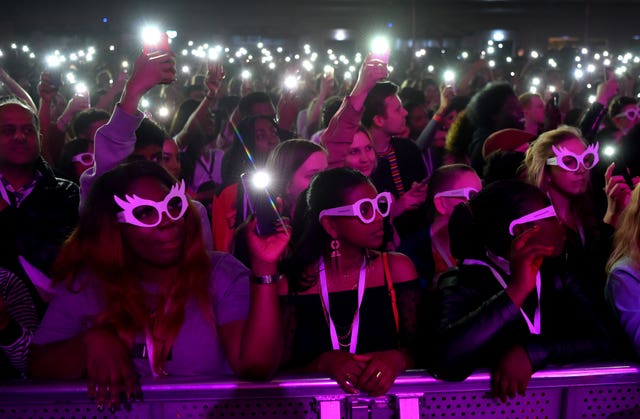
[318,256,367,353]
[463,258,541,335]
[430,226,455,268]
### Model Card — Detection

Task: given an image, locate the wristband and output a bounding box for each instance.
[432,113,445,123]
[250,274,281,285]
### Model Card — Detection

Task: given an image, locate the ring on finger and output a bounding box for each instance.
[344,373,354,386]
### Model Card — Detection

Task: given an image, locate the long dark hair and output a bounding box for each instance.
[282,167,371,292]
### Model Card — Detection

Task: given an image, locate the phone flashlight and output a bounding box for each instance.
[142,26,170,54]
[370,36,390,64]
[252,171,271,189]
[284,75,299,91]
[74,82,88,95]
[323,65,334,78]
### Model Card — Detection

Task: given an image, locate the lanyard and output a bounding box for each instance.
[463,258,541,335]
[430,226,455,268]
[318,256,367,353]
[0,181,11,206]
[196,151,215,179]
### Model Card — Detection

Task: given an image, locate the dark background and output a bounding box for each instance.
[2,1,640,49]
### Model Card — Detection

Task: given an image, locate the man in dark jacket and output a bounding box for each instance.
[0,98,79,300]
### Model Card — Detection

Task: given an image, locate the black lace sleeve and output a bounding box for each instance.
[278,294,298,371]
[395,280,422,359]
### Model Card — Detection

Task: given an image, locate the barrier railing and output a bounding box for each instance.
[1,364,640,418]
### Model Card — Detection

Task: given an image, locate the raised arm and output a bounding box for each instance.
[79,51,177,208]
[0,68,36,111]
[175,63,225,149]
[321,54,388,167]
[94,72,127,112]
[305,73,334,137]
[217,217,289,379]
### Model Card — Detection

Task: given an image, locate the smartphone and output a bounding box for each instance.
[551,92,560,107]
[240,172,281,236]
[44,70,63,89]
[613,162,634,188]
[371,50,390,65]
[143,32,170,55]
[604,66,614,82]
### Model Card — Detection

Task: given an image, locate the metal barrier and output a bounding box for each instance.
[1,364,640,418]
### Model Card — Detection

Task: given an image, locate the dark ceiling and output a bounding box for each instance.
[3,1,640,48]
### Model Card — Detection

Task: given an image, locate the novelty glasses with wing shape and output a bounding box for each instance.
[615,106,640,121]
[318,192,393,224]
[546,143,599,172]
[434,187,478,200]
[71,152,94,166]
[115,180,189,228]
[508,205,557,236]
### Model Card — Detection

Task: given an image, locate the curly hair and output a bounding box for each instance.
[445,110,475,162]
[466,82,516,129]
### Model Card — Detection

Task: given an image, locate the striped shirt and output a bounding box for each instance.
[378,146,405,196]
[0,269,38,378]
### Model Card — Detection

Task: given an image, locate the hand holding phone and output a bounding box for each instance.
[370,37,390,64]
[143,32,170,55]
[240,172,282,236]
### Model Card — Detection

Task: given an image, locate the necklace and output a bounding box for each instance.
[318,256,367,353]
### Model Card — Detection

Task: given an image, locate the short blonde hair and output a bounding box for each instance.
[524,126,586,190]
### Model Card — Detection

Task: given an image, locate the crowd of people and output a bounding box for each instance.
[3,31,640,412]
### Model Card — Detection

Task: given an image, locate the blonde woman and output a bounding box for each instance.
[524,126,627,305]
[607,186,640,355]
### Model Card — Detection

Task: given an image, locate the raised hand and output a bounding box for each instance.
[245,214,291,275]
[391,182,427,217]
[352,53,388,98]
[508,226,554,307]
[38,71,60,104]
[604,162,634,227]
[57,95,90,131]
[127,51,177,96]
[120,51,176,114]
[205,62,225,98]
